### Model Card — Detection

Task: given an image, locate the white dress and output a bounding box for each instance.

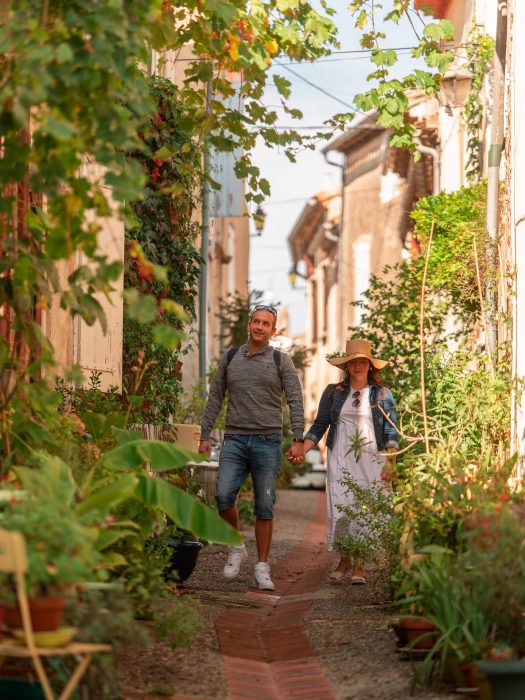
[326,386,389,552]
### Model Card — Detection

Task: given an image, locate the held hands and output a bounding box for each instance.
[286,440,305,465]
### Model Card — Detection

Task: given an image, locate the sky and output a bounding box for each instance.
[248,1,426,336]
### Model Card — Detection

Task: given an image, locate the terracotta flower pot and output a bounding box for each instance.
[0,600,5,641]
[389,619,409,647]
[460,661,492,699]
[400,616,438,650]
[5,595,65,632]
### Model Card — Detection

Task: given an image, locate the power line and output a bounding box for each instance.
[166,46,418,63]
[166,44,469,64]
[275,61,365,114]
[295,51,412,64]
[251,125,331,130]
[251,124,385,131]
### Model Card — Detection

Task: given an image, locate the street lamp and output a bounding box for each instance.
[251,205,266,236]
[288,263,308,288]
[440,67,472,113]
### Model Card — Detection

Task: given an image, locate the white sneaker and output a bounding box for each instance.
[223,544,247,579]
[252,562,275,591]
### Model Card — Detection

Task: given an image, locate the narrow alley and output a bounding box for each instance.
[120,490,455,700]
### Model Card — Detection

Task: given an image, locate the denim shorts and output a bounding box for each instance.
[216,434,281,519]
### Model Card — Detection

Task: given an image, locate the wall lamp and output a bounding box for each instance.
[440,67,472,114]
[251,205,267,237]
[288,263,308,288]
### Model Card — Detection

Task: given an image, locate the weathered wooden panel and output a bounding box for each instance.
[43,162,124,391]
[75,164,124,391]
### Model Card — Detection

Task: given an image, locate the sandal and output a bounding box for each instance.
[351,575,366,585]
[328,569,349,584]
[328,557,351,584]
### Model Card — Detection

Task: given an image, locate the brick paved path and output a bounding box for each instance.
[121,488,458,700]
[216,492,336,700]
[122,490,336,700]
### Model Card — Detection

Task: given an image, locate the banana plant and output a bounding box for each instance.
[15,430,241,549]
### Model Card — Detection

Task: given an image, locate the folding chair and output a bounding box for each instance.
[0,528,112,700]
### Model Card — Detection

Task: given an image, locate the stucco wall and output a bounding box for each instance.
[341,141,405,330]
[510,0,525,463]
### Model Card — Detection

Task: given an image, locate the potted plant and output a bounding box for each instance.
[0,483,100,631]
[461,506,525,700]
[152,525,203,585]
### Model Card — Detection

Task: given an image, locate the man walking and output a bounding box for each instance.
[199,304,305,590]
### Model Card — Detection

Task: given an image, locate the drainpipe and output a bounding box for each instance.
[486,1,508,354]
[414,135,440,196]
[198,80,213,397]
[323,151,345,336]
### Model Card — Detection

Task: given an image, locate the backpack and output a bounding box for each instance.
[226,347,283,381]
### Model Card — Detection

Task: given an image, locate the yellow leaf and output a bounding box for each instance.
[228,34,240,61]
[265,38,278,55]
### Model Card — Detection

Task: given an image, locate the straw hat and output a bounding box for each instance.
[327,339,387,370]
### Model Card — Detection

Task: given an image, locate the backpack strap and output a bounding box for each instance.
[226,347,239,367]
[226,347,282,381]
[272,348,282,381]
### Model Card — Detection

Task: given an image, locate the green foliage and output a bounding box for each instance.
[0,496,98,598]
[464,28,495,182]
[171,363,226,429]
[335,473,400,568]
[172,382,207,426]
[397,548,493,688]
[459,504,525,654]
[56,372,122,417]
[0,0,340,457]
[348,182,488,402]
[344,1,454,153]
[0,455,103,596]
[397,442,515,560]
[163,0,340,200]
[0,2,154,444]
[62,585,148,698]
[123,78,202,423]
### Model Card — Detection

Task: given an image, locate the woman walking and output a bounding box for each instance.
[301,339,398,584]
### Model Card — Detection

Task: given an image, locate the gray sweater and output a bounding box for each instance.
[200,343,305,441]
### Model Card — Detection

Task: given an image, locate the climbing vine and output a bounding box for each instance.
[123,77,202,423]
[464,27,495,182]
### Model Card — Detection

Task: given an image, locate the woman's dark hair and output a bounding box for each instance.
[342,361,384,386]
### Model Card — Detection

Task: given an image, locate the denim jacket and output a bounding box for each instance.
[304,380,399,452]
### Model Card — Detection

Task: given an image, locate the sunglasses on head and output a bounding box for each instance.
[253,304,277,317]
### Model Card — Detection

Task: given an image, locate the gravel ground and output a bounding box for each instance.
[119,490,457,700]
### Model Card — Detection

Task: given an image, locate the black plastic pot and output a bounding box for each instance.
[0,678,45,700]
[163,539,202,584]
